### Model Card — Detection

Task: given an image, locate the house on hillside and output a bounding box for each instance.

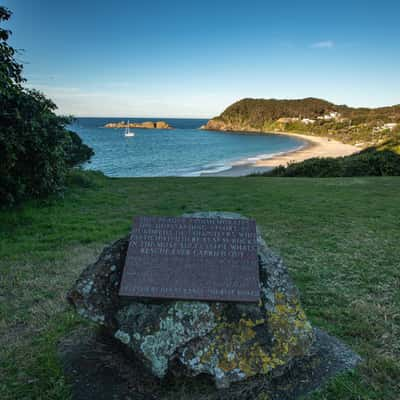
[277,117,300,123]
[373,122,398,133]
[383,123,398,131]
[317,111,341,121]
[302,118,315,125]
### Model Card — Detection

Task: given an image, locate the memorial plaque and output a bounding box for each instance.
[119,216,260,302]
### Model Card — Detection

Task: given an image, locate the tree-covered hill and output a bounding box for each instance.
[203,98,400,150]
[221,97,341,121]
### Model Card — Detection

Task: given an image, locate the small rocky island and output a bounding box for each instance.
[104,121,173,129]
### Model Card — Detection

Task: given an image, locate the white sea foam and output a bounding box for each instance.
[187,143,306,176]
[233,144,306,166]
[183,163,233,177]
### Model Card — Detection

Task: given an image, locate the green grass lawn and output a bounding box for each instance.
[1,171,399,399]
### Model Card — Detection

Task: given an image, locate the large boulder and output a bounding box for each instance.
[68,212,314,389]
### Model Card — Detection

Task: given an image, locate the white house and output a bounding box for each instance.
[373,123,398,133]
[317,111,341,121]
[383,123,398,131]
[277,117,300,123]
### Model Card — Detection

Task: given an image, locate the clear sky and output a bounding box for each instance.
[3,0,400,117]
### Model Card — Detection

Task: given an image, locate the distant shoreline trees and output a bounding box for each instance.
[0,7,93,206]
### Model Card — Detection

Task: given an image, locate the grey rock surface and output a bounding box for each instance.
[68,212,315,388]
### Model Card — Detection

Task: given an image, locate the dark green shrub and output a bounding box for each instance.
[263,148,400,177]
[64,130,94,167]
[344,149,400,176]
[0,88,68,204]
[66,169,101,189]
[0,7,93,206]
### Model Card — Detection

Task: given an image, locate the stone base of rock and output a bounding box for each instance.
[58,326,360,400]
[65,211,361,397]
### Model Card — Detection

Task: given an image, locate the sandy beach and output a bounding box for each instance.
[202,132,359,177]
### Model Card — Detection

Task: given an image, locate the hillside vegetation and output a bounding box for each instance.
[203,98,400,150]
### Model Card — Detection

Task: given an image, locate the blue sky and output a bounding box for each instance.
[3,0,400,117]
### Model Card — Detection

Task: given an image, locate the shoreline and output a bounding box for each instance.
[201,131,359,177]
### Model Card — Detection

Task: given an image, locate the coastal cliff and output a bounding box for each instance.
[202,98,400,150]
[201,119,260,133]
[104,121,172,129]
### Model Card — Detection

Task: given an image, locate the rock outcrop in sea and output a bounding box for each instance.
[104,121,172,129]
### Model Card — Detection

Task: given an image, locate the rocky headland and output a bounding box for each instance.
[201,119,259,133]
[201,97,400,150]
[104,121,172,129]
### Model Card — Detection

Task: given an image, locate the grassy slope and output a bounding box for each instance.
[1,171,399,399]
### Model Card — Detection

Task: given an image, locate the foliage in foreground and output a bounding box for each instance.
[259,148,400,177]
[0,7,93,206]
[64,130,94,168]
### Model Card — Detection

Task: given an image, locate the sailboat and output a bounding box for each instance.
[124,120,135,137]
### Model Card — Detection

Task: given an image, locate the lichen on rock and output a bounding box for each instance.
[68,212,314,389]
[116,301,218,378]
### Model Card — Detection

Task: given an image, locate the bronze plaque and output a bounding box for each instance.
[119,216,260,302]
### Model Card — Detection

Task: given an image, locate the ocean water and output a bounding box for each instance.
[70,118,305,177]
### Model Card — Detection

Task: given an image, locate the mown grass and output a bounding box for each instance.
[1,171,399,399]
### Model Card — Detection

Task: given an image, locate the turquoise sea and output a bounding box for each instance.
[70,118,305,177]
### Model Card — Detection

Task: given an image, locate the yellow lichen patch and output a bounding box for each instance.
[199,318,256,371]
[218,352,238,372]
[199,343,215,364]
[294,308,310,329]
[239,344,270,375]
[268,292,313,358]
[196,292,312,381]
[199,317,287,376]
[274,291,286,303]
